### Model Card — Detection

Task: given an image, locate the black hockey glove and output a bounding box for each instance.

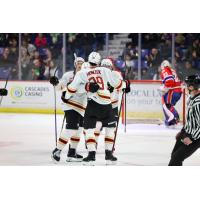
[61,91,69,104]
[0,88,8,96]
[85,82,100,93]
[50,76,59,86]
[123,80,131,93]
[107,83,114,93]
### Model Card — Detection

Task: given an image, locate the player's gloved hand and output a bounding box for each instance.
[123,80,131,93]
[107,83,114,93]
[0,88,8,96]
[50,76,59,86]
[85,82,100,93]
[61,91,69,104]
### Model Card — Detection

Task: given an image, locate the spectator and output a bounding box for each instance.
[175,33,185,47]
[176,60,199,80]
[31,59,45,80]
[123,43,138,60]
[141,68,153,80]
[34,33,47,48]
[20,48,31,80]
[160,39,171,60]
[8,38,18,62]
[0,48,12,68]
[147,48,162,68]
[43,48,56,79]
[0,47,18,79]
[186,39,200,59]
[21,39,36,58]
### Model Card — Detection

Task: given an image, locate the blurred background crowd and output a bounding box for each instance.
[0,33,200,81]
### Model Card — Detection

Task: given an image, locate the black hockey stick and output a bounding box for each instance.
[60,114,66,134]
[112,90,125,152]
[52,67,59,146]
[123,56,128,134]
[124,88,127,133]
[0,69,10,106]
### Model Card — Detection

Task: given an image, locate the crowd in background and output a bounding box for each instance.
[121,33,200,81]
[0,33,105,80]
[0,33,200,81]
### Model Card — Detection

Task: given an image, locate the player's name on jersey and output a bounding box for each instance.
[87,70,101,76]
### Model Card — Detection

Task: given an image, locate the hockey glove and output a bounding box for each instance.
[85,82,100,93]
[50,76,59,86]
[0,88,8,96]
[123,80,131,93]
[61,91,69,104]
[107,83,114,93]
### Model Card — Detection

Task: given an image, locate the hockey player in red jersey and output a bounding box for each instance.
[159,60,182,127]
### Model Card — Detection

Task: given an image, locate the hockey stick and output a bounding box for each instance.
[52,67,59,146]
[112,90,125,152]
[59,114,66,135]
[53,86,58,146]
[124,88,127,133]
[0,69,10,106]
[123,56,128,133]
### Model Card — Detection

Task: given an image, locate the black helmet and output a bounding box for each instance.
[185,75,200,89]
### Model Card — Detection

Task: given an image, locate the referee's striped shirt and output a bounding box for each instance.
[184,92,200,140]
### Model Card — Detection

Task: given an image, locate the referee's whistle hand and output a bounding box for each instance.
[182,137,193,145]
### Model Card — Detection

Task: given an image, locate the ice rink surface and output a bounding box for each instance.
[0,113,199,166]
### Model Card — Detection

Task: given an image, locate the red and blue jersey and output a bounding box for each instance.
[160,66,182,93]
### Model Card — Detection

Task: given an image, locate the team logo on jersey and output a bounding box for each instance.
[10,86,24,100]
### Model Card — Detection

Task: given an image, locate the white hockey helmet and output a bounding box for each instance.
[81,62,90,69]
[161,60,170,69]
[74,57,85,66]
[100,58,113,69]
[88,52,101,65]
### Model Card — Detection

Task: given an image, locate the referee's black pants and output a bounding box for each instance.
[168,134,200,166]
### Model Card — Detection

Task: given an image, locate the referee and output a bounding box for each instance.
[168,75,200,166]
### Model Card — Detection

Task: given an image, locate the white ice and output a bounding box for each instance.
[0,113,199,166]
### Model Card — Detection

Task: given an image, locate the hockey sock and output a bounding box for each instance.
[70,127,83,149]
[105,128,115,151]
[57,129,77,150]
[85,129,96,151]
[94,130,100,146]
[94,121,102,146]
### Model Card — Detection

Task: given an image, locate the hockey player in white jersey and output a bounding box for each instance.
[94,58,124,149]
[49,57,99,162]
[65,52,131,164]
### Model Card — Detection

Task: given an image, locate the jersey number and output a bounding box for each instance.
[89,76,104,90]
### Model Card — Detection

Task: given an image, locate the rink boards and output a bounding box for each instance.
[0,80,185,121]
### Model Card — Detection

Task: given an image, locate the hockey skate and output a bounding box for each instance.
[82,151,96,166]
[105,150,117,165]
[51,148,61,163]
[66,148,83,162]
[165,118,180,129]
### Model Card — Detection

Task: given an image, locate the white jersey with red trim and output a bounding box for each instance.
[57,71,87,116]
[66,67,126,105]
[110,70,123,109]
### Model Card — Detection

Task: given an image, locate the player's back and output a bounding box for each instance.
[86,67,113,105]
[161,67,182,92]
